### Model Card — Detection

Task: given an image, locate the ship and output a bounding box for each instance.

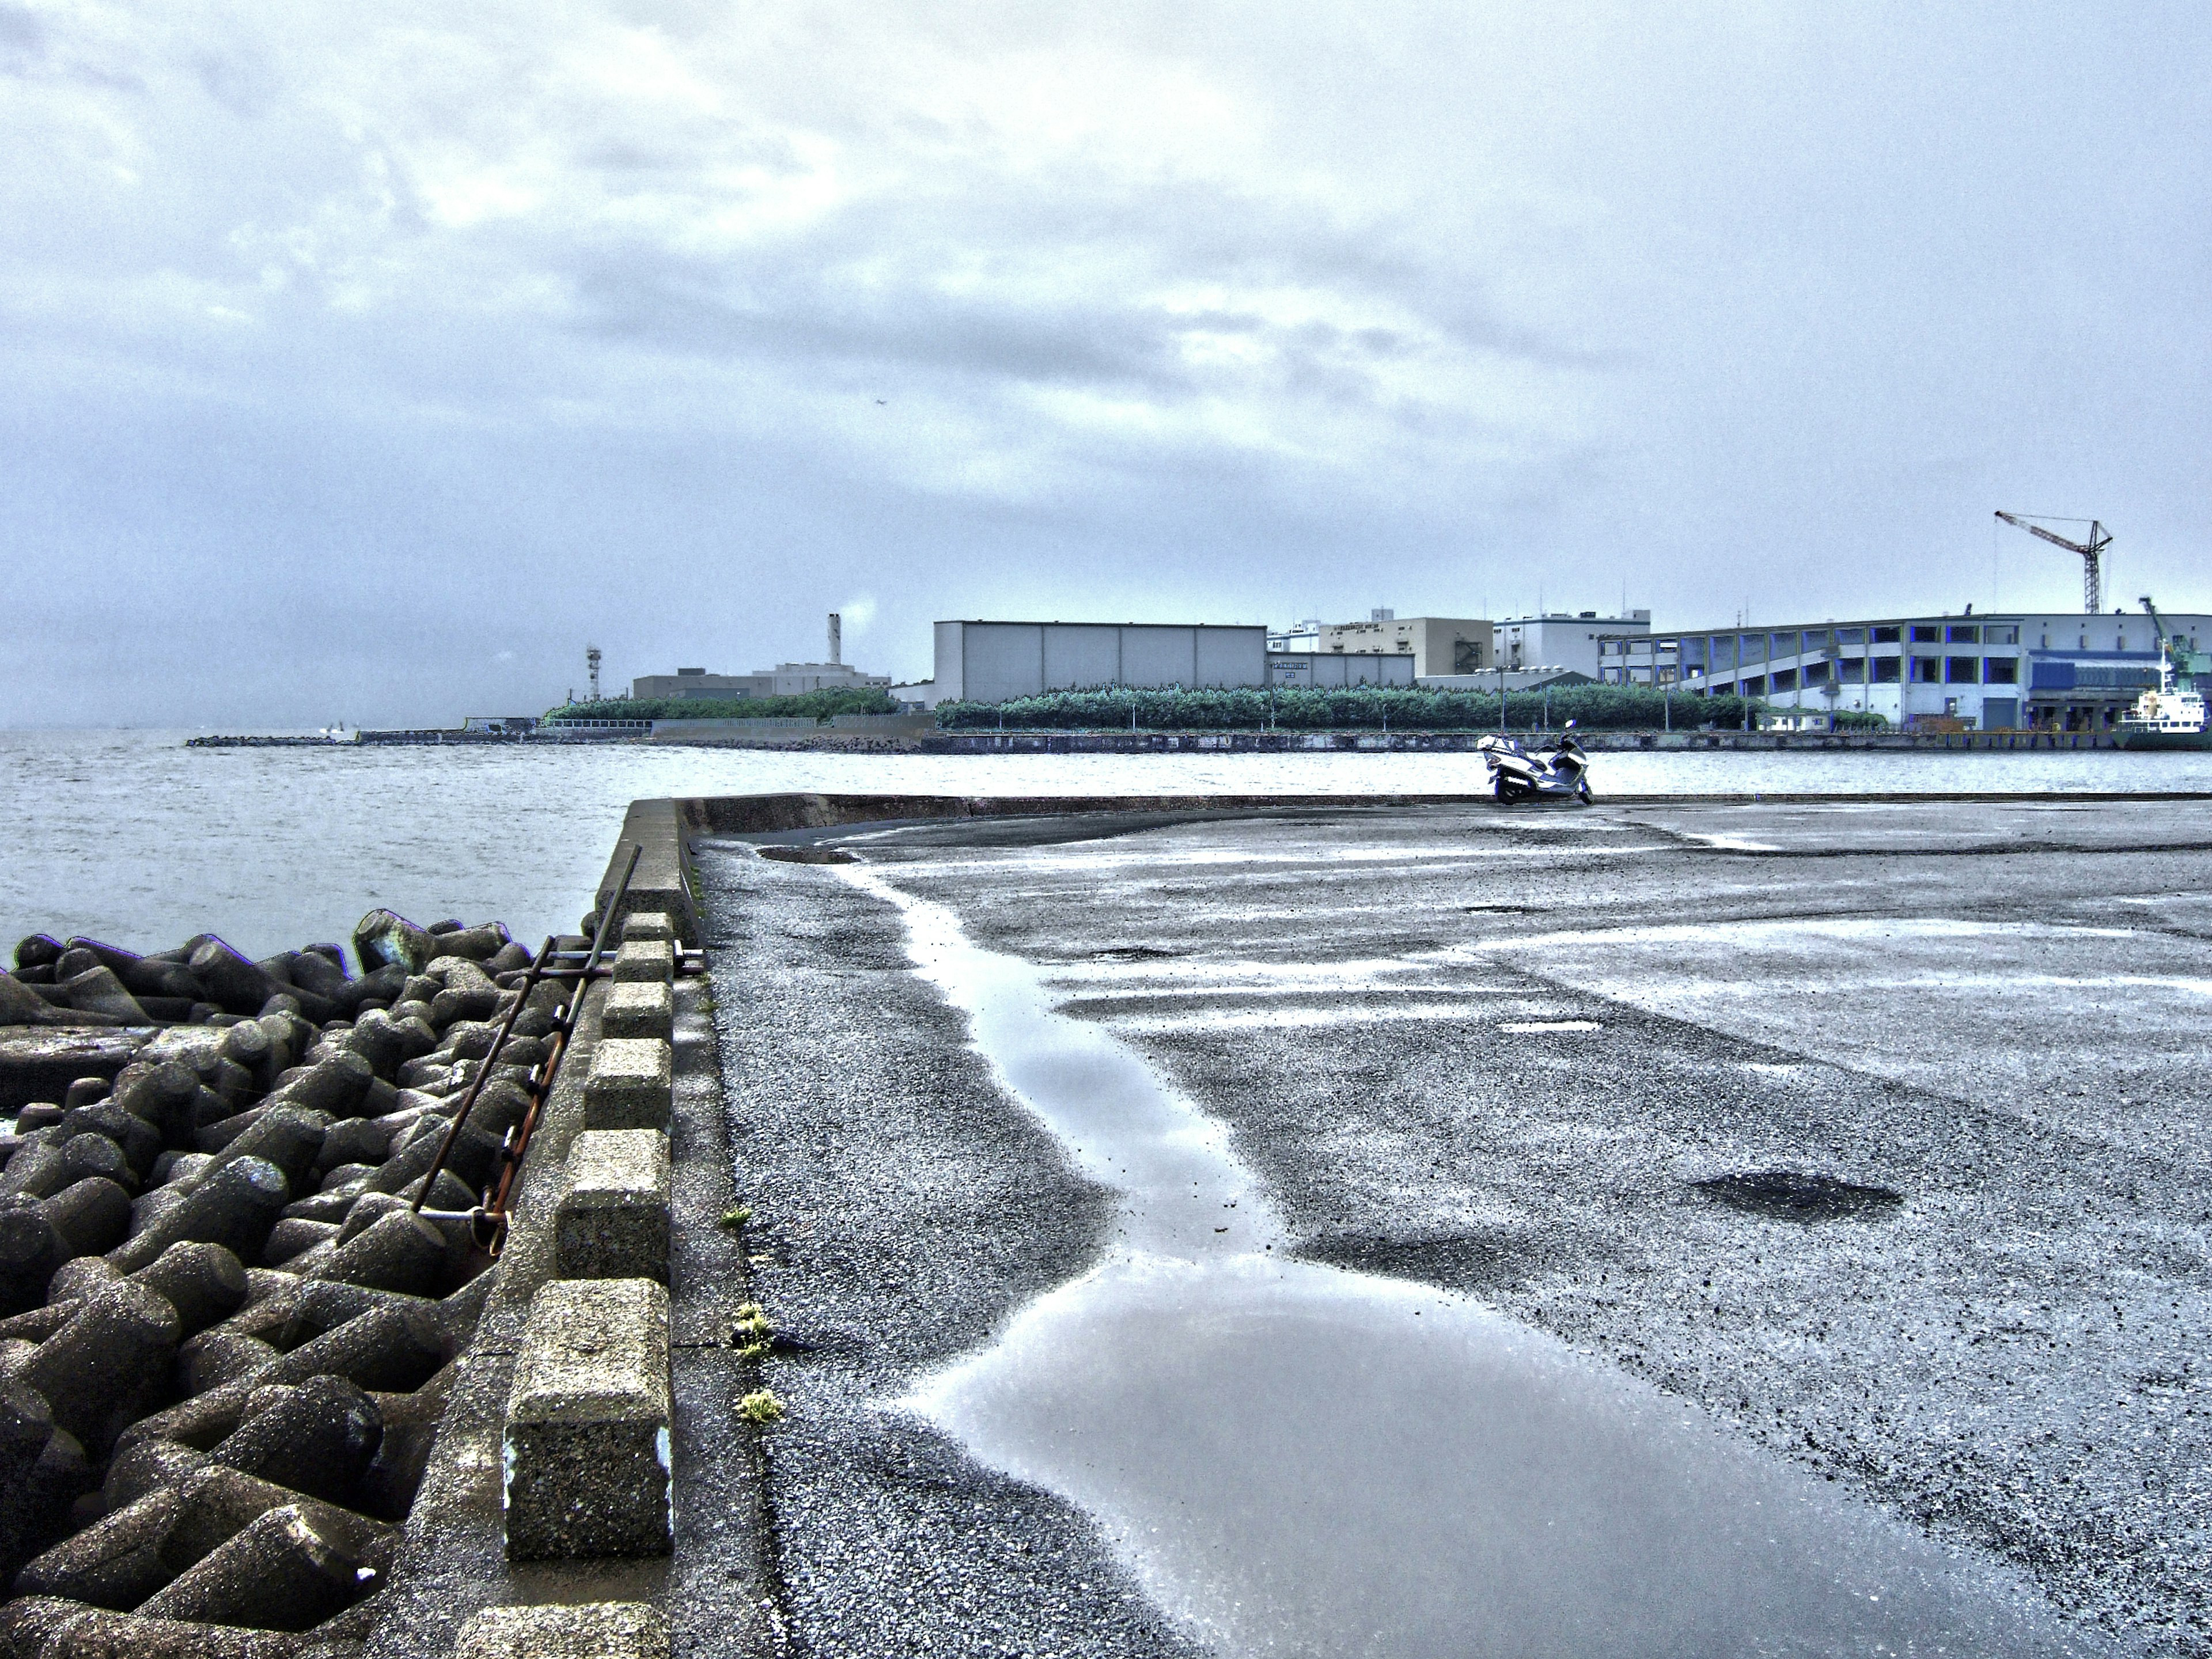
[2115,596,2211,750]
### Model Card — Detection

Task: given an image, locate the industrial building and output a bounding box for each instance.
[1267,611,1494,677]
[632,662,891,701]
[1494,611,1652,678]
[928,620,1410,704]
[1657,610,2212,730]
[632,613,892,702]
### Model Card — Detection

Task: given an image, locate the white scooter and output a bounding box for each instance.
[1478,723,1592,804]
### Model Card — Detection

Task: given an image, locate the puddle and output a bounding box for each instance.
[1695,1169,1906,1222]
[838,866,2097,1657]
[1680,832,1785,852]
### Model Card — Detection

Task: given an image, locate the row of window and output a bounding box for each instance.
[1703,656,2021,691]
[1679,625,2022,669]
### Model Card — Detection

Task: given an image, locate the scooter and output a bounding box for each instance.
[1478,722,1592,804]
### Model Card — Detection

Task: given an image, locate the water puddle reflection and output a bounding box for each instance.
[839,866,2097,1656]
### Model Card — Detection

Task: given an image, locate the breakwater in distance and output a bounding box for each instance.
[184,725,2137,753]
[923,726,2130,753]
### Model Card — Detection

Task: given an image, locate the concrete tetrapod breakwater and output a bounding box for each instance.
[0,873,772,1658]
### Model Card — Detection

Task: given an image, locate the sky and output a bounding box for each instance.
[4,0,2208,726]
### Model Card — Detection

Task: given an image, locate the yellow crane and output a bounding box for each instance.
[1994,512,2112,613]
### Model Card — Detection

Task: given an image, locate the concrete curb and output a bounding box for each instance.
[368,821,777,1654]
[456,1599,669,1658]
[502,1278,673,1560]
[556,1131,672,1285]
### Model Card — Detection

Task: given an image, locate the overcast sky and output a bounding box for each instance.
[5,1,2207,726]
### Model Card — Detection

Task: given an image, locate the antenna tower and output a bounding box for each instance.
[586,645,603,702]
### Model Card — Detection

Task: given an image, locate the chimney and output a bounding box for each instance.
[828,612,842,665]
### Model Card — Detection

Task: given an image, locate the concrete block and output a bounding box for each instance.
[602,981,673,1041]
[457,1601,669,1659]
[555,1131,670,1283]
[619,912,676,945]
[611,938,673,986]
[502,1278,672,1560]
[584,1039,672,1132]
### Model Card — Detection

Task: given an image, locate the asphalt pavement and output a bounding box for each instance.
[700,798,2212,1657]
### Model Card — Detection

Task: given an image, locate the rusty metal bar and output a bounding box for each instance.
[409,933,555,1213]
[479,842,641,1240]
[412,843,641,1217]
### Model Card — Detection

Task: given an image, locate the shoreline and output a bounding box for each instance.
[179,726,2162,755]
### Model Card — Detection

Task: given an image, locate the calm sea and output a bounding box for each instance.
[5,729,2208,964]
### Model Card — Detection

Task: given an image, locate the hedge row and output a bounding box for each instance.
[545,688,900,723]
[931,683,1866,732]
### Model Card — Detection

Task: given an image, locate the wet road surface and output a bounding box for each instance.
[702,798,2212,1657]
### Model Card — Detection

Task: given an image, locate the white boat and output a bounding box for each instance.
[2116,599,2210,749]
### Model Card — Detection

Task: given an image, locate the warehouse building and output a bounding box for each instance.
[631,661,892,700]
[930,620,1410,704]
[1665,610,2211,730]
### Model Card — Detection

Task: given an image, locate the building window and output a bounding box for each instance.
[1946,624,1980,643]
[1741,675,1766,695]
[1802,661,1830,685]
[1772,668,1798,691]
[1740,634,1766,664]
[1873,657,1902,683]
[1911,624,1940,642]
[1946,656,1980,683]
[1984,657,2018,684]
[1872,625,1902,643]
[1989,625,2019,645]
[1837,628,1865,645]
[1802,629,1832,652]
[1771,632,1800,657]
[1840,658,1866,683]
[1911,656,1944,683]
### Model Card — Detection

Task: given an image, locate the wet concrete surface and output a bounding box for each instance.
[700,799,2212,1657]
[698,854,1206,1658]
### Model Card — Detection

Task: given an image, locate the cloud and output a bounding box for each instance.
[1,1,2208,725]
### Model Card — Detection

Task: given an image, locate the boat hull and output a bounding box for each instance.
[2115,728,2212,751]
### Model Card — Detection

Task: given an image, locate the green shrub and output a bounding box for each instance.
[935,683,1774,732]
[546,688,899,723]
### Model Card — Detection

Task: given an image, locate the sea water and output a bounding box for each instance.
[3,728,2206,961]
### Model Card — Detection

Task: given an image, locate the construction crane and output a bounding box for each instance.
[1994,512,2112,613]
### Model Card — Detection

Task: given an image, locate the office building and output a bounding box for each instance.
[1268,611,1494,677]
[1494,611,1651,677]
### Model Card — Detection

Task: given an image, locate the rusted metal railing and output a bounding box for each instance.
[412,843,641,1249]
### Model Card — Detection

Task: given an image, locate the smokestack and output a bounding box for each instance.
[827,612,842,665]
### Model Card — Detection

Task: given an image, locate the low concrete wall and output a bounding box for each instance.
[592,801,698,947]
[650,714,936,746]
[623,789,2212,852]
[922,728,2133,753]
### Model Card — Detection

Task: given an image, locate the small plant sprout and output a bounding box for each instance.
[738,1390,783,1424]
[733,1301,772,1359]
[718,1205,752,1231]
